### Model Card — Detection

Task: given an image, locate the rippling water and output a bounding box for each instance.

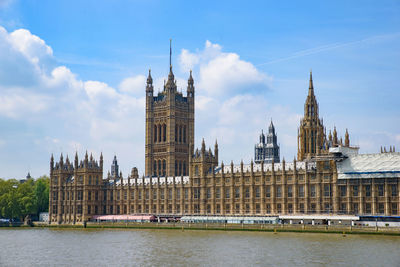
[0,228,399,266]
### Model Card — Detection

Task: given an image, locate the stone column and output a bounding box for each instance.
[260,162,265,214]
[346,180,351,214]
[271,161,276,214]
[384,180,390,215]
[359,180,364,215]
[371,179,377,215]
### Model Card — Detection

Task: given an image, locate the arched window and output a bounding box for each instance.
[163,124,166,142]
[162,160,166,177]
[183,126,186,143]
[175,126,178,142]
[158,125,162,142]
[154,125,157,142]
[88,175,92,185]
[178,161,182,176]
[311,130,315,153]
[153,161,157,176]
[183,161,186,176]
[304,135,307,153]
[175,160,178,176]
[179,126,182,143]
[195,166,199,176]
[158,160,162,176]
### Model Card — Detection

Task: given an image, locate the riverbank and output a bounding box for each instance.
[14,222,398,236]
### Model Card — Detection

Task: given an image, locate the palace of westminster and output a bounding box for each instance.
[48,51,400,224]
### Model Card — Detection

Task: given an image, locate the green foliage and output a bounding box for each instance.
[0,176,49,220]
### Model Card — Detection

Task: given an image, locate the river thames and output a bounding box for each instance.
[0,228,399,266]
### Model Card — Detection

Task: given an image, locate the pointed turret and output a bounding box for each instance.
[333,127,338,147]
[100,152,103,169]
[146,69,153,95]
[345,129,350,147]
[269,119,275,134]
[60,153,64,166]
[84,150,89,167]
[309,70,314,96]
[214,139,219,163]
[50,154,54,170]
[259,130,265,144]
[187,69,195,98]
[201,138,206,155]
[74,152,78,168]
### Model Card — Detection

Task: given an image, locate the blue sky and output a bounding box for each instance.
[0,0,399,178]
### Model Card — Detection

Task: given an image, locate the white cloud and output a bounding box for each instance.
[0,26,147,178]
[179,40,270,96]
[179,49,200,71]
[0,89,50,118]
[119,75,146,95]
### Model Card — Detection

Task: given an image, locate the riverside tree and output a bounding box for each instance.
[0,176,49,221]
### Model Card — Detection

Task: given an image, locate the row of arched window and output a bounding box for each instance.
[152,159,187,177]
[153,159,167,177]
[175,160,187,176]
[154,124,187,143]
[175,125,187,143]
[154,124,167,143]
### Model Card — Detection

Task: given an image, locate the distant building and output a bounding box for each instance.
[110,155,119,178]
[255,120,280,164]
[19,172,33,184]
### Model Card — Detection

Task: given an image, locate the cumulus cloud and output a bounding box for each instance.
[119,75,146,95]
[0,26,146,178]
[179,40,270,96]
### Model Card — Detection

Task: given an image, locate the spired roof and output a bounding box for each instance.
[337,152,400,179]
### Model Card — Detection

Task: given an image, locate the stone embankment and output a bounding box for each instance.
[27,221,400,236]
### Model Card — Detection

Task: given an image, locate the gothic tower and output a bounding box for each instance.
[255,120,280,163]
[297,71,325,161]
[145,41,195,177]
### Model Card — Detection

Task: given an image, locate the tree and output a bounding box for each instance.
[0,176,50,220]
[34,176,49,214]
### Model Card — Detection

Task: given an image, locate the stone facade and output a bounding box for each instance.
[48,68,400,224]
[145,60,194,177]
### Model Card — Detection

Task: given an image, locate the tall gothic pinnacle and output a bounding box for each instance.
[309,70,314,96]
[269,119,275,133]
[188,69,194,84]
[147,69,153,84]
[169,38,172,68]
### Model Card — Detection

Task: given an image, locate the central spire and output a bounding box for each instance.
[169,38,172,69]
[165,39,176,90]
[309,70,314,96]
